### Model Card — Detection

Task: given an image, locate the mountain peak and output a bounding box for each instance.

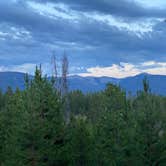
[0,72,165,95]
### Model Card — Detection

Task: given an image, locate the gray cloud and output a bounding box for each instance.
[36,0,166,18]
[0,0,165,73]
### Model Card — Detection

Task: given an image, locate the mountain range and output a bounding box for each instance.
[0,72,165,95]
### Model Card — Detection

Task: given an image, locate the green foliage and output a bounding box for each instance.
[66,116,94,166]
[0,70,166,166]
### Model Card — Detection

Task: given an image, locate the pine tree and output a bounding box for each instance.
[132,79,166,165]
[0,87,25,166]
[66,115,94,166]
[19,66,65,166]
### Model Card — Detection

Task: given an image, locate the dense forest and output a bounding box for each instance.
[0,66,166,166]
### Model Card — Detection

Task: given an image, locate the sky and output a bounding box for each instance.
[0,0,166,78]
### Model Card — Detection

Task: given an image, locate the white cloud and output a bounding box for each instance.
[135,0,166,9]
[78,63,141,78]
[141,61,166,67]
[0,63,37,75]
[84,12,158,36]
[46,41,95,51]
[0,61,166,78]
[141,61,156,66]
[0,63,53,75]
[27,1,79,21]
[0,26,31,41]
[144,66,166,75]
[27,1,161,37]
[0,32,8,37]
[0,31,8,40]
[78,61,166,78]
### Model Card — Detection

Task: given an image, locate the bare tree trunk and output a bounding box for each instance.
[51,53,58,87]
[61,53,70,123]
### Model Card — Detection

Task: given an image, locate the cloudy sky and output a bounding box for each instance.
[0,0,166,78]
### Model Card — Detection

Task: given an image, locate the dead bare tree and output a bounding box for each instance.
[51,52,60,92]
[61,53,68,96]
[51,52,58,81]
[51,51,70,123]
[61,53,70,123]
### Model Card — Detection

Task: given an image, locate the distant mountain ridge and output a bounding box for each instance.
[0,72,165,95]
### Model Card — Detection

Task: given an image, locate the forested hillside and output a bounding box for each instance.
[0,67,166,166]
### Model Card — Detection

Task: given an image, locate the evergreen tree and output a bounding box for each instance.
[66,115,94,166]
[18,67,65,165]
[132,79,166,165]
